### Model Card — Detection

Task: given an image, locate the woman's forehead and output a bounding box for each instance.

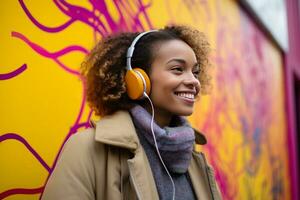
[151,39,196,63]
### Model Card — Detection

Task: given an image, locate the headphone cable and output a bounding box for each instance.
[144,93,176,200]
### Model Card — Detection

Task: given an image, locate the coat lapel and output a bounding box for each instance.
[127,148,159,200]
[94,111,159,199]
[188,152,213,200]
[94,111,138,150]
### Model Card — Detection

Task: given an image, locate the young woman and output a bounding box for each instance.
[41,25,222,200]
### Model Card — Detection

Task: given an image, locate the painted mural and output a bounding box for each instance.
[0,0,290,199]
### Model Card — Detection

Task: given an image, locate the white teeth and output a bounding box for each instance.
[176,92,194,99]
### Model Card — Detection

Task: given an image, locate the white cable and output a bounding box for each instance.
[144,93,175,200]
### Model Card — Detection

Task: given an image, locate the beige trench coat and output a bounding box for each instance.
[41,111,222,200]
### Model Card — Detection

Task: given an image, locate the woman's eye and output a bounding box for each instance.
[171,67,183,72]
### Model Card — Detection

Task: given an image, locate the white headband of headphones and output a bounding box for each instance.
[126,30,158,70]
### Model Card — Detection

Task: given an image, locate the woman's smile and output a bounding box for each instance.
[174,91,196,104]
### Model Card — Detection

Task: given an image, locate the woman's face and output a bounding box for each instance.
[149,39,200,117]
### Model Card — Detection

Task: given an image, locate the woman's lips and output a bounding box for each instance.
[174,92,195,104]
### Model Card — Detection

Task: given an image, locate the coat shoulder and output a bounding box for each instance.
[41,128,107,200]
[69,127,96,146]
[59,128,101,160]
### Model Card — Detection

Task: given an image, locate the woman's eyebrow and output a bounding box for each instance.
[166,58,186,64]
[166,59,199,68]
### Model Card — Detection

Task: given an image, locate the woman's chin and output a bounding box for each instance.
[173,108,194,116]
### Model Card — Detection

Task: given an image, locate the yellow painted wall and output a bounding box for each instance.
[0,0,290,199]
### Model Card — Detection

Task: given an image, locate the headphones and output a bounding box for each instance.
[125,30,158,100]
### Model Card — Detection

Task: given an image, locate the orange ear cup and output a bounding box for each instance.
[125,68,151,100]
[134,68,151,95]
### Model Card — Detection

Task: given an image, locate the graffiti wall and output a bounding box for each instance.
[0,0,290,199]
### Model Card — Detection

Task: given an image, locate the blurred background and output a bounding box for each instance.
[0,0,299,199]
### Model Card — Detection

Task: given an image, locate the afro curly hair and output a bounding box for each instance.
[81,25,211,116]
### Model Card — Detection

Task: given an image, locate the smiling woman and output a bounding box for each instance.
[41,25,222,200]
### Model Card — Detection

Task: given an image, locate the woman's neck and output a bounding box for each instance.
[144,104,172,127]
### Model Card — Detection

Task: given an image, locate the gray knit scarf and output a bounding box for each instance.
[130,105,195,173]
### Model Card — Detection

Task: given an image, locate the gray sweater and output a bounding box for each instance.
[135,126,196,200]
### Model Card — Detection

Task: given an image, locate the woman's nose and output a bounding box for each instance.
[183,72,200,89]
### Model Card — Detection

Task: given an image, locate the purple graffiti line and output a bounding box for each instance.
[10,30,89,155]
[19,0,154,37]
[53,0,108,35]
[73,109,93,130]
[11,31,88,76]
[10,29,90,177]
[18,0,75,33]
[0,133,50,172]
[54,0,153,35]
[19,0,108,36]
[70,110,94,132]
[0,64,27,80]
[0,186,44,200]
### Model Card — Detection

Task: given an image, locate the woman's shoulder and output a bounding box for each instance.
[69,127,96,145]
[64,128,96,151]
[42,128,105,200]
[60,127,108,162]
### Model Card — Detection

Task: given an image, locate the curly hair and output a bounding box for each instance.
[81,25,211,116]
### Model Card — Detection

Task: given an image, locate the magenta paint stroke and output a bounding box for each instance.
[0,186,44,200]
[19,0,154,37]
[53,0,109,35]
[11,31,88,76]
[18,0,75,33]
[0,64,27,80]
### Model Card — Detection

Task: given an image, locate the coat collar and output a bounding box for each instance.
[94,110,139,150]
[92,110,207,150]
